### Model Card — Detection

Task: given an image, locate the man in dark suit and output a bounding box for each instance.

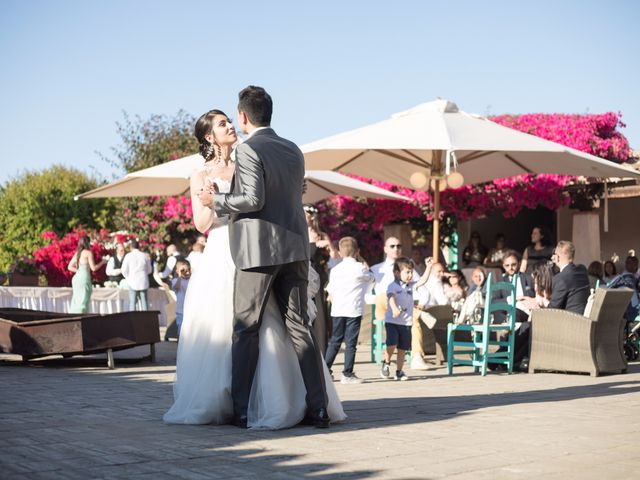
[211,86,328,428]
[549,241,590,314]
[493,250,535,323]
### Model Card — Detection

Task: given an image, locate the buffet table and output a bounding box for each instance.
[0,286,171,326]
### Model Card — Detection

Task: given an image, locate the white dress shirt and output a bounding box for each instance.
[121,249,152,291]
[416,277,449,307]
[105,255,125,277]
[326,257,374,317]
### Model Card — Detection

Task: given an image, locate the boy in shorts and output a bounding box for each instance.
[381,256,433,380]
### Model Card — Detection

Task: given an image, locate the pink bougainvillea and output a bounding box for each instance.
[33,229,136,287]
[490,112,630,164]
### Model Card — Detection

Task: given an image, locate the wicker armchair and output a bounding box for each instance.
[529,288,633,376]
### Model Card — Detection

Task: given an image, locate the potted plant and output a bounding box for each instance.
[9,256,43,286]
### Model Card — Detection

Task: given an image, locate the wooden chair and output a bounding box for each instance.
[529,288,633,376]
[447,273,517,376]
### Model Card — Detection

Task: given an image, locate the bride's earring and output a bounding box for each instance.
[205,143,214,160]
[216,144,222,161]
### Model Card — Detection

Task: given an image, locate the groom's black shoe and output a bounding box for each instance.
[301,408,330,428]
[231,414,248,429]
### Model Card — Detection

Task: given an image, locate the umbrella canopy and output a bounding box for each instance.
[302,99,640,262]
[75,154,410,203]
[302,99,640,188]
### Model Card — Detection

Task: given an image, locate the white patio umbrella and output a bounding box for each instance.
[75,153,410,203]
[302,99,640,261]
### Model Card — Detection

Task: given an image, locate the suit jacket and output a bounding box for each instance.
[493,272,535,302]
[549,263,590,314]
[213,128,309,270]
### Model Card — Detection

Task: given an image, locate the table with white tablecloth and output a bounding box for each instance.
[0,286,172,326]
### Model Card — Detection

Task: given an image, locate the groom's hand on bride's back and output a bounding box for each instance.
[197,188,214,208]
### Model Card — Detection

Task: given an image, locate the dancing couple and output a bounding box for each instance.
[163,86,345,429]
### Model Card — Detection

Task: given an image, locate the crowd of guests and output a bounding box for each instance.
[67,236,208,333]
[306,218,640,382]
[68,217,640,380]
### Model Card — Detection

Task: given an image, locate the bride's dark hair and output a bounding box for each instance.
[195,109,228,161]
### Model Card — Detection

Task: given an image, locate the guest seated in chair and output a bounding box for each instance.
[493,251,535,323]
[495,241,589,371]
[411,261,448,370]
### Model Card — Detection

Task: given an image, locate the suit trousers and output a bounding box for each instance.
[231,260,328,417]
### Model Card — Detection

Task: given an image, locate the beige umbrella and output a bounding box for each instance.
[75,154,410,202]
[302,99,640,262]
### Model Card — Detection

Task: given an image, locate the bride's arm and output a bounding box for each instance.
[190,171,216,233]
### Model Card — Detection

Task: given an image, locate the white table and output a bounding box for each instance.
[0,286,172,326]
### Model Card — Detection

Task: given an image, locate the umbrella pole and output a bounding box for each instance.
[432,151,442,264]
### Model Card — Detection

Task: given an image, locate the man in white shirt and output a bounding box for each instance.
[121,239,152,311]
[325,237,374,384]
[162,244,181,279]
[411,262,449,370]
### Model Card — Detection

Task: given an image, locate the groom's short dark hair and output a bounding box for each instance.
[238,85,272,127]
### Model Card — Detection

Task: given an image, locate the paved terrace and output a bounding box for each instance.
[1,338,639,480]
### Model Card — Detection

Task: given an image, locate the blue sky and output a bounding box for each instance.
[1,0,639,185]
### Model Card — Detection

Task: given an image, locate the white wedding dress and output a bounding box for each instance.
[163,177,346,429]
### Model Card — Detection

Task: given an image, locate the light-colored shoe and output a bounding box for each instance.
[340,373,365,384]
[380,361,391,379]
[410,356,431,370]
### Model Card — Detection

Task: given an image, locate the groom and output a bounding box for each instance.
[211,86,329,428]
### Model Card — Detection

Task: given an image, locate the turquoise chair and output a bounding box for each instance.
[446,272,517,376]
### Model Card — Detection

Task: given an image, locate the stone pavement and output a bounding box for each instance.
[1,340,639,480]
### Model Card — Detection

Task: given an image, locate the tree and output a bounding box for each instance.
[0,166,113,272]
[102,110,199,173]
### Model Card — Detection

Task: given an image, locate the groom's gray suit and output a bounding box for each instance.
[213,128,328,418]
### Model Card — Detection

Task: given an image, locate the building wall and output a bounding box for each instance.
[557,196,640,270]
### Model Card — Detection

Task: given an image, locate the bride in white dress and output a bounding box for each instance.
[163,109,345,429]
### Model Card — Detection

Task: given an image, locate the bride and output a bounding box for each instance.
[163,109,346,429]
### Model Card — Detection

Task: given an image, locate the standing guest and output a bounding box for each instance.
[548,241,590,314]
[121,239,152,311]
[171,258,191,337]
[67,236,107,314]
[603,260,617,284]
[484,233,509,268]
[186,241,205,273]
[587,261,604,289]
[366,237,416,305]
[324,237,375,384]
[520,226,554,274]
[462,231,488,267]
[381,257,432,381]
[105,242,126,286]
[304,203,339,352]
[162,244,181,280]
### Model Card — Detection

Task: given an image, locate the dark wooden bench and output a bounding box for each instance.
[0,308,160,369]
